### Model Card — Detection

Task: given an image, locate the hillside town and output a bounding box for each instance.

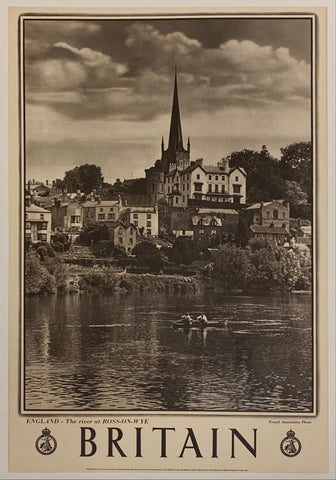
[25,72,312,293]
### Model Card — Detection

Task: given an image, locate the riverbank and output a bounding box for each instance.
[25,255,204,295]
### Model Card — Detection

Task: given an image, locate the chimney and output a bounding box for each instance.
[219,157,230,172]
[46,180,48,186]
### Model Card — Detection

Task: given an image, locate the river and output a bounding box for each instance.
[24,291,313,412]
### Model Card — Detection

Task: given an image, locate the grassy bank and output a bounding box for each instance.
[25,252,203,295]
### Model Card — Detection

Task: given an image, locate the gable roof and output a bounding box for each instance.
[229,166,247,176]
[198,208,239,215]
[250,225,289,234]
[191,215,222,226]
[26,204,51,214]
[82,201,99,208]
[181,163,206,175]
[246,202,273,210]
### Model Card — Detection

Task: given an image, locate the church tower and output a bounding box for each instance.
[145,70,190,204]
[161,69,190,172]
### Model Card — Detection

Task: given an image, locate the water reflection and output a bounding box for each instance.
[24,292,313,412]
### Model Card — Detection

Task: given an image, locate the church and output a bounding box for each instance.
[145,71,247,208]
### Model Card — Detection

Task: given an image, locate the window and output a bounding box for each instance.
[119,237,123,244]
[70,216,80,224]
[209,175,212,180]
[98,213,105,220]
[215,184,218,192]
[147,229,151,235]
[182,195,185,202]
[100,208,103,212]
[128,247,131,253]
[40,214,44,220]
[26,222,31,229]
[194,183,202,192]
[41,222,47,230]
[208,184,212,193]
[273,209,279,220]
[108,213,115,220]
[221,185,225,193]
[134,220,138,227]
[183,183,185,191]
[267,211,270,218]
[133,213,138,219]
[110,207,114,212]
[25,232,31,239]
[187,183,189,190]
[146,213,151,219]
[129,237,133,244]
[168,186,170,193]
[147,221,151,227]
[235,176,239,181]
[215,175,218,180]
[282,211,286,219]
[119,227,123,235]
[233,185,241,193]
[175,198,178,204]
[222,175,225,181]
[196,174,200,180]
[38,234,47,241]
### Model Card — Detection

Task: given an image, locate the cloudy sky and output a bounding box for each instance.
[24,16,312,183]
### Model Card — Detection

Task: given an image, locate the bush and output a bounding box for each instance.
[32,242,56,260]
[52,242,64,253]
[51,233,71,251]
[93,240,115,258]
[25,251,56,295]
[133,240,164,272]
[76,224,109,246]
[169,237,200,265]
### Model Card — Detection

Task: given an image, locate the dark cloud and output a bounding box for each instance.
[24,18,311,123]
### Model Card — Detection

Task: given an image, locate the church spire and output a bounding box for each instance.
[168,68,184,152]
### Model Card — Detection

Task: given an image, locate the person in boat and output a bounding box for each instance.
[181,313,193,327]
[197,314,208,328]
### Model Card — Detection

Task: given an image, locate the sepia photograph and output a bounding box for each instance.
[22,14,315,414]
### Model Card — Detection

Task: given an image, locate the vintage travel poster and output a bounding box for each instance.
[6,3,335,478]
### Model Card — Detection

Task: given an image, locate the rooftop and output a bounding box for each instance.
[250,225,290,234]
[26,204,51,214]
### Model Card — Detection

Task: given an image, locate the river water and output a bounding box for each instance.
[24,292,313,412]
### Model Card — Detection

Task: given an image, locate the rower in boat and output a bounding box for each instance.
[197,314,208,328]
[173,313,193,329]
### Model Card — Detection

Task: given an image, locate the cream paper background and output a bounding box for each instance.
[5,3,335,478]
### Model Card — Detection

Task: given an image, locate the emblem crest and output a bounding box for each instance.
[35,427,57,455]
[280,429,302,457]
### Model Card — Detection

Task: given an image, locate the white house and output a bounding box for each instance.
[25,204,52,243]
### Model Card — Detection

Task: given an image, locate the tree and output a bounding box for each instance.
[280,142,312,202]
[76,224,109,246]
[133,240,164,272]
[170,237,200,265]
[229,146,286,203]
[63,164,103,194]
